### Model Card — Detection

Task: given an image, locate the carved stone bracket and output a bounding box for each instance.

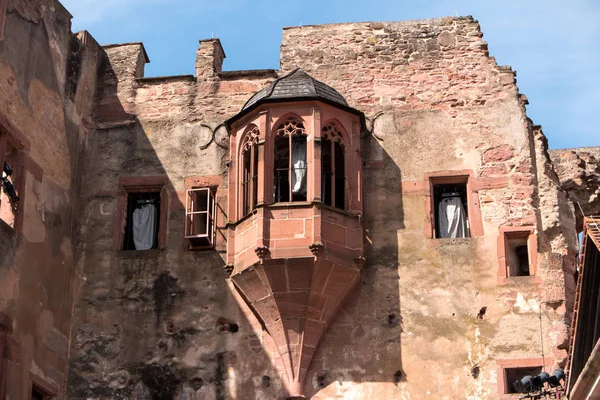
[354,255,366,266]
[223,264,234,276]
[255,246,270,260]
[309,242,324,256]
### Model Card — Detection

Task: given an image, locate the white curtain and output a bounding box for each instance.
[133,204,157,250]
[291,141,307,195]
[438,197,468,238]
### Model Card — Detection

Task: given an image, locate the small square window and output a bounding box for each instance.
[432,181,470,238]
[123,192,161,251]
[504,366,542,394]
[505,231,530,277]
[185,187,216,249]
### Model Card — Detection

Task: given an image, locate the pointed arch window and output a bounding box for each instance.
[274,118,307,203]
[241,126,259,215]
[321,123,345,210]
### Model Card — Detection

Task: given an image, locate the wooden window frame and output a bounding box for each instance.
[114,176,168,251]
[184,175,224,252]
[185,187,216,249]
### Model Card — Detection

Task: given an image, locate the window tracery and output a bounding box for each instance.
[241,125,259,215]
[274,118,307,203]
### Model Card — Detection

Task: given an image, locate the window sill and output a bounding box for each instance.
[269,201,312,208]
[318,203,361,218]
[116,248,164,259]
[497,276,542,286]
[427,237,475,246]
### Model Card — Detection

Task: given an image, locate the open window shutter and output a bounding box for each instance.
[185,188,215,248]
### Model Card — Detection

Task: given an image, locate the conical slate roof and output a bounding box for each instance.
[226,69,364,128]
[242,69,349,111]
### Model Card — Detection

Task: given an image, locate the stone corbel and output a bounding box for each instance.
[255,246,270,260]
[354,255,366,266]
[223,264,234,276]
[309,242,324,256]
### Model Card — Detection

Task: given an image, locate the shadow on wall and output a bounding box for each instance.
[66,56,282,400]
[302,126,406,399]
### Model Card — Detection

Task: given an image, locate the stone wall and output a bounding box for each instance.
[549,147,600,227]
[0,0,102,398]
[65,16,578,400]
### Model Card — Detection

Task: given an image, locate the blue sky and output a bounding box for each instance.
[61,0,599,149]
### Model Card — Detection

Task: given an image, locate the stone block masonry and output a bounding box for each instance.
[0,2,585,399]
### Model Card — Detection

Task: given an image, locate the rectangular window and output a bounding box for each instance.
[505,231,530,276]
[242,145,258,215]
[432,180,470,238]
[116,176,168,251]
[274,134,307,203]
[0,136,18,229]
[123,192,160,251]
[185,187,216,249]
[504,366,542,394]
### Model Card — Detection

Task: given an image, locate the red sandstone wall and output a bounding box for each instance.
[0,1,103,398]
[67,16,577,400]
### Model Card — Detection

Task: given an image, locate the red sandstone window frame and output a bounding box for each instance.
[0,115,41,234]
[321,121,346,210]
[424,170,483,240]
[497,226,540,285]
[0,0,6,41]
[240,125,259,216]
[0,313,10,400]
[496,358,546,397]
[273,117,308,204]
[183,175,224,251]
[30,372,58,400]
[114,176,169,251]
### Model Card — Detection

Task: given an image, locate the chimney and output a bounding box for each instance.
[196,38,225,79]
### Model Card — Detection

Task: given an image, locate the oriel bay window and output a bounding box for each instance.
[274,118,307,203]
[321,123,345,209]
[241,126,259,215]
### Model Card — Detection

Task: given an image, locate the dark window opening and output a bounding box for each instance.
[321,124,345,210]
[433,182,469,239]
[0,139,18,228]
[274,132,306,203]
[123,192,161,250]
[32,388,45,400]
[506,232,530,277]
[242,145,258,215]
[505,366,542,394]
[31,383,53,400]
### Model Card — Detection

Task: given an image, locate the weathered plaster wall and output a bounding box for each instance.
[0,0,102,398]
[67,16,577,400]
